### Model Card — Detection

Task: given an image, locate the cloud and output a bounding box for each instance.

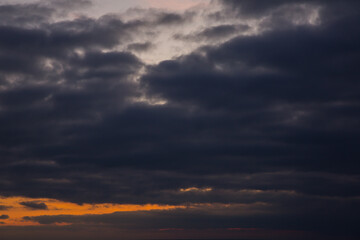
[20,201,48,210]
[174,24,250,42]
[156,13,185,25]
[46,0,92,10]
[0,0,92,27]
[0,214,9,219]
[0,205,11,210]
[141,6,360,176]
[0,2,53,27]
[0,0,359,239]
[220,0,360,24]
[198,24,248,39]
[22,199,360,236]
[127,42,153,52]
[0,0,358,196]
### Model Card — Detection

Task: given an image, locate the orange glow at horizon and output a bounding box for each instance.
[0,196,184,226]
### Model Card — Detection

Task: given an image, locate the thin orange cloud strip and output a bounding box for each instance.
[179,187,213,192]
[0,196,184,226]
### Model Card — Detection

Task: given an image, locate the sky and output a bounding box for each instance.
[0,0,360,239]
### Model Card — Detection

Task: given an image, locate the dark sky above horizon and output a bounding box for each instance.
[0,0,360,239]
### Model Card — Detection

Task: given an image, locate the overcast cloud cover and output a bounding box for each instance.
[0,0,360,239]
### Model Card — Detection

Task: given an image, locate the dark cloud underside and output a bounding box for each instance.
[0,215,9,220]
[19,201,48,210]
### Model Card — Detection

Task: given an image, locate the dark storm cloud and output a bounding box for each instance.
[0,0,358,196]
[221,0,311,16]
[142,8,360,175]
[218,0,360,32]
[20,201,48,210]
[220,0,360,17]
[149,24,360,108]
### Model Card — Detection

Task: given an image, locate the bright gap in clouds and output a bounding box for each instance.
[0,0,317,64]
[87,0,214,64]
[87,0,210,16]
